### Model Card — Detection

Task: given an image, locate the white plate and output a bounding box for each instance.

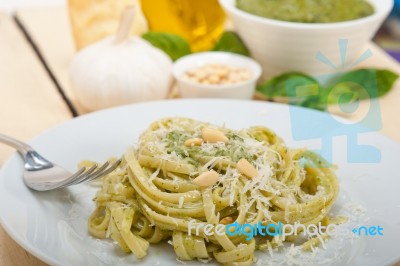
[0,99,399,266]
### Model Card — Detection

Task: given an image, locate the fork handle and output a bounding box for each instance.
[0,133,54,171]
[0,133,34,158]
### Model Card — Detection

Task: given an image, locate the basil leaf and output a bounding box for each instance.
[257,72,320,103]
[213,31,250,56]
[297,95,327,111]
[257,69,399,112]
[142,32,191,61]
[328,69,399,103]
[325,82,364,105]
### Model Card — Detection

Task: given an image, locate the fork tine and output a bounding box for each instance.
[83,161,109,180]
[52,166,90,189]
[99,159,122,177]
[81,164,98,176]
[77,159,122,184]
[68,164,98,184]
[74,166,87,177]
[69,162,109,186]
[57,164,98,188]
[55,159,122,189]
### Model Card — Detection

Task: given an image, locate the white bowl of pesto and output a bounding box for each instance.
[219,0,394,80]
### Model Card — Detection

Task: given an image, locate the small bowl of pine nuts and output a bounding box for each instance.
[172,52,262,99]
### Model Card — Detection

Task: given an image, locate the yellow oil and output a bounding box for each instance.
[140,0,226,52]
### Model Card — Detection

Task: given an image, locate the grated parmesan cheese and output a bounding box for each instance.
[178,196,184,208]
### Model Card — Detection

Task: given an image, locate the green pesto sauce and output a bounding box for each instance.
[236,0,374,23]
[165,130,254,166]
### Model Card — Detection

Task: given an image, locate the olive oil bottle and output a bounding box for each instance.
[140,0,226,51]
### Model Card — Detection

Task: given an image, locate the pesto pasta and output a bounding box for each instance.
[88,117,339,265]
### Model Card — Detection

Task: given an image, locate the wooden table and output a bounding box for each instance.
[0,5,400,266]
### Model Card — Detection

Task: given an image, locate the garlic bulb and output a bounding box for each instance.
[69,7,173,112]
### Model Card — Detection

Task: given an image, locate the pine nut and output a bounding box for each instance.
[237,158,258,178]
[220,217,233,225]
[182,64,252,85]
[201,127,229,144]
[184,138,204,147]
[192,170,219,187]
[209,74,220,84]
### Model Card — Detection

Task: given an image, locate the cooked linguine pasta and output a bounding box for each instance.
[87,117,339,265]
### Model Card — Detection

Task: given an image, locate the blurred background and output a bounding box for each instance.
[1,2,400,265]
[374,0,400,61]
[0,0,400,62]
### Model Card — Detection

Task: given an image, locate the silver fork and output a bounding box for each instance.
[0,133,121,191]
